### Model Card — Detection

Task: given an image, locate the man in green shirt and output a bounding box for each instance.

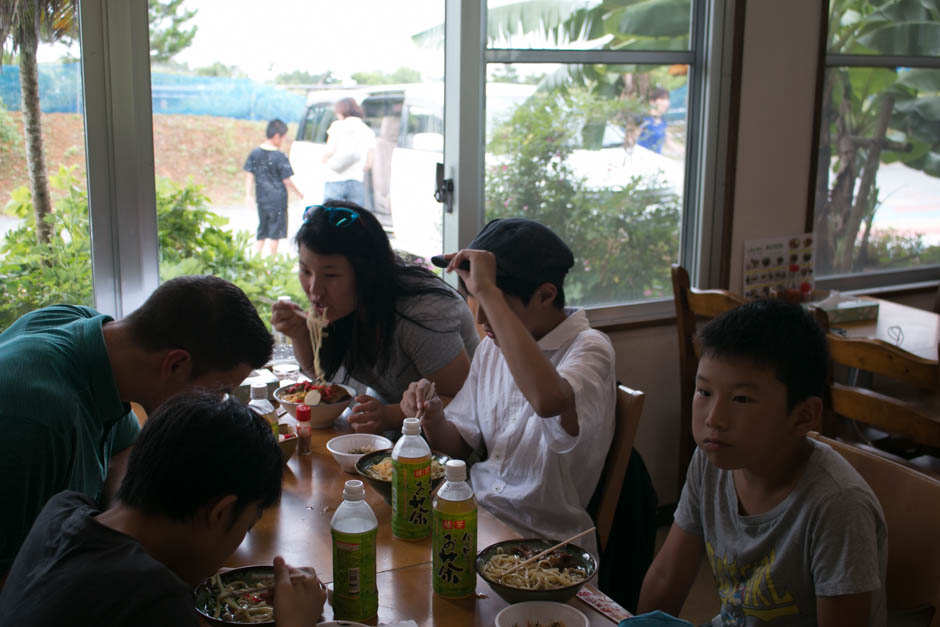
[0,275,273,581]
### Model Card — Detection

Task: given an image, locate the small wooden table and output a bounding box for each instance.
[836,298,939,363]
[224,427,619,626]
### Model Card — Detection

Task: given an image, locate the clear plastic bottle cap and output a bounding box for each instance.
[343,479,365,501]
[250,382,268,399]
[444,459,466,482]
[296,404,311,422]
[402,417,421,436]
[277,295,292,303]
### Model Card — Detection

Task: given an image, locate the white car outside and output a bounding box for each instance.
[289,83,684,260]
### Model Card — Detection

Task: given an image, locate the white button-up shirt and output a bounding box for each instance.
[444,308,616,557]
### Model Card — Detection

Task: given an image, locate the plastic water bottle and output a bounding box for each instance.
[391,417,432,540]
[331,480,378,622]
[271,296,299,380]
[248,382,278,437]
[432,460,477,598]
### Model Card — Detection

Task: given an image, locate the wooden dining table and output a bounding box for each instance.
[221,424,622,626]
[835,297,939,363]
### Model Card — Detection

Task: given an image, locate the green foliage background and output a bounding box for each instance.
[0,167,304,332]
[485,90,680,305]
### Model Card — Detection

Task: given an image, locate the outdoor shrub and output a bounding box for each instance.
[0,169,305,332]
[486,90,681,305]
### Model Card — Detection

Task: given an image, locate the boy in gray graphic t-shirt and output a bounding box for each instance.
[638,301,886,626]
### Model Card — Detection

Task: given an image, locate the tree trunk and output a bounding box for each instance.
[833,94,894,272]
[18,21,53,246]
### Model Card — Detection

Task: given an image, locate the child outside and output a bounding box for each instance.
[637,300,886,626]
[636,87,674,155]
[0,391,326,626]
[244,119,303,256]
[402,218,616,558]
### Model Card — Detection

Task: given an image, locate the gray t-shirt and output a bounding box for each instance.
[343,286,478,404]
[675,439,887,627]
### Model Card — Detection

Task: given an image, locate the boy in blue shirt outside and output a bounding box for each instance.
[638,300,886,626]
[244,119,303,256]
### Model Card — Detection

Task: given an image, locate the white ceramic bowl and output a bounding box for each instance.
[494,601,589,627]
[326,433,393,473]
[273,382,356,428]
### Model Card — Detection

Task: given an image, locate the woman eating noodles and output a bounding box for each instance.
[271,201,478,433]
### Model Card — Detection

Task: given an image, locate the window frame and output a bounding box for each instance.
[444,0,738,325]
[77,0,735,324]
[811,25,940,293]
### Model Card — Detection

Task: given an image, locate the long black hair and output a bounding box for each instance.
[295,200,458,381]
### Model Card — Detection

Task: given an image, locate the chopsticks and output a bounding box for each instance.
[499,527,596,578]
[415,382,436,420]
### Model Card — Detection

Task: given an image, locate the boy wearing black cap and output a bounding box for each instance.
[405,218,616,557]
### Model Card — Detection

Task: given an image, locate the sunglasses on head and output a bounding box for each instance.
[302,205,360,228]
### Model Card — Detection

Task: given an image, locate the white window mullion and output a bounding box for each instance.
[79,0,159,318]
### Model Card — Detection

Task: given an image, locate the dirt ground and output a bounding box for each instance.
[0,112,295,207]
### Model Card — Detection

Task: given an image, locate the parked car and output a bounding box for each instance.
[289,83,684,260]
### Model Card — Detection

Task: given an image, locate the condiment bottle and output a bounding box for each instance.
[296,403,312,455]
[248,382,278,437]
[391,417,432,540]
[331,479,378,622]
[432,459,477,598]
[784,263,802,303]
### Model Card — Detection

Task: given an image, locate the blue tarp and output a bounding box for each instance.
[0,63,304,123]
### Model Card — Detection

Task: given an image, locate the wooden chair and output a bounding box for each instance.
[830,382,940,451]
[592,384,645,554]
[809,433,940,626]
[671,264,746,491]
[811,307,939,391]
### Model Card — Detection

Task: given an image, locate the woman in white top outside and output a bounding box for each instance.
[321,97,376,207]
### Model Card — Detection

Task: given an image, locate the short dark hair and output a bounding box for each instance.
[649,87,669,102]
[116,390,283,522]
[698,300,829,412]
[334,97,364,119]
[125,275,273,377]
[266,119,288,138]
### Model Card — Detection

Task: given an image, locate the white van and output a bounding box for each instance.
[289,84,446,259]
[289,83,684,259]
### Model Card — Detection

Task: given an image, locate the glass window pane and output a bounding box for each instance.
[485,63,688,306]
[0,37,91,332]
[828,0,940,57]
[813,66,940,276]
[486,0,692,51]
[148,0,445,321]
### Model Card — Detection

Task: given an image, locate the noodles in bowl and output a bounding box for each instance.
[195,566,277,625]
[476,539,597,605]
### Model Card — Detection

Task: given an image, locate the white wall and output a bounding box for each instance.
[609,0,826,505]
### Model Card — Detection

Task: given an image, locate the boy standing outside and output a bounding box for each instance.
[0,390,326,626]
[404,218,616,557]
[638,300,886,626]
[636,87,673,154]
[244,119,303,256]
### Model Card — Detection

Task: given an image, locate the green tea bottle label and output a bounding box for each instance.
[331,528,378,621]
[391,457,431,539]
[432,509,478,598]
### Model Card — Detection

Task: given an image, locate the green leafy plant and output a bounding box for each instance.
[485,90,680,305]
[0,169,306,332]
[0,101,19,151]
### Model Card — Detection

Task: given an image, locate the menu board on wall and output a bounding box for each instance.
[742,233,815,300]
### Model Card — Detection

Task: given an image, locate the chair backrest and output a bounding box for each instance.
[671,264,747,491]
[831,382,940,450]
[594,384,645,554]
[809,433,940,626]
[811,307,939,390]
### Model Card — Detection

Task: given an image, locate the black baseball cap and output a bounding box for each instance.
[431,218,574,286]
